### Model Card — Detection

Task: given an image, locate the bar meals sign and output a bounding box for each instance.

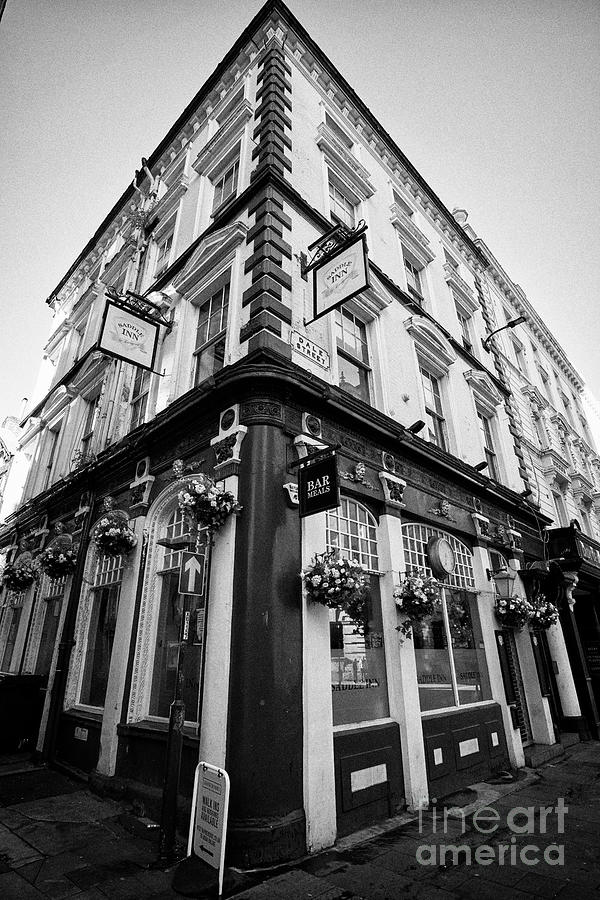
[98,299,160,371]
[298,452,340,518]
[312,234,369,322]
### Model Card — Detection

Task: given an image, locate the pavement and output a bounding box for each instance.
[0,741,599,899]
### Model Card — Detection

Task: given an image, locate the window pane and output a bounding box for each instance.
[413,609,454,711]
[1,607,22,671]
[448,590,492,706]
[337,353,370,403]
[194,335,226,386]
[35,597,62,679]
[149,571,203,721]
[80,585,120,707]
[330,576,389,725]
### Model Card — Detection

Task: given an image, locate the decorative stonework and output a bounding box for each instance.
[378,472,406,508]
[430,498,455,521]
[129,457,155,517]
[283,482,299,507]
[240,400,283,424]
[340,462,373,489]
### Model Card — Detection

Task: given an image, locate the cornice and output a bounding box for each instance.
[389,203,434,266]
[316,122,375,199]
[443,263,477,312]
[192,100,253,175]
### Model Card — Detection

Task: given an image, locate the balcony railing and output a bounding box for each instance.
[546,525,600,574]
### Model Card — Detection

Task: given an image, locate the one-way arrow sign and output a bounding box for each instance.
[179,551,206,596]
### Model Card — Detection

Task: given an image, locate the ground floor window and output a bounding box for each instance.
[327,498,388,726]
[35,577,66,679]
[79,554,122,708]
[1,600,23,671]
[402,523,491,712]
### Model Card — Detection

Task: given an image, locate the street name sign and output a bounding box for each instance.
[179,551,206,596]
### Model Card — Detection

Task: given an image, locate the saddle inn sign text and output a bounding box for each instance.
[98,299,160,371]
[312,234,369,322]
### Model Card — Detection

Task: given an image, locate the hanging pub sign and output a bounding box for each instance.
[98,298,160,372]
[312,233,369,323]
[298,451,340,518]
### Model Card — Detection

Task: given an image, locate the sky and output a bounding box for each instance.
[1,0,599,424]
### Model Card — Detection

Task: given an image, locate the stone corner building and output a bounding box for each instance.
[2,0,600,867]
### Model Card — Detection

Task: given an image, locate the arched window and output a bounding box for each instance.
[325,498,388,726]
[401,523,490,712]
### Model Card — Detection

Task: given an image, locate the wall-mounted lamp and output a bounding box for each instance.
[474,461,489,472]
[491,565,518,599]
[407,420,426,434]
[482,315,527,352]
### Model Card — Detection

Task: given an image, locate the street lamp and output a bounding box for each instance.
[482,315,526,352]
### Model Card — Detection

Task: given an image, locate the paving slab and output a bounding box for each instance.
[15,820,108,856]
[0,869,46,899]
[0,822,44,867]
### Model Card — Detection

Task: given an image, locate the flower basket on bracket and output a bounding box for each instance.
[177,474,241,533]
[393,571,441,639]
[494,594,533,630]
[2,561,38,592]
[38,547,77,579]
[301,551,370,628]
[529,594,559,630]
[93,517,137,557]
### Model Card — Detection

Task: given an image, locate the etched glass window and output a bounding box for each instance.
[79,553,123,707]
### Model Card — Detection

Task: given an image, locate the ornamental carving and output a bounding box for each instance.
[212,434,238,465]
[430,499,455,521]
[240,401,282,423]
[340,462,373,489]
[379,472,406,508]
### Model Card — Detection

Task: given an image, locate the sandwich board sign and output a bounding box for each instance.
[188,762,230,895]
[312,234,369,323]
[98,298,160,371]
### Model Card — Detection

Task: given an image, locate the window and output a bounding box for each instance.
[455,303,473,353]
[35,576,66,679]
[392,189,414,218]
[130,368,151,430]
[404,254,424,302]
[420,367,447,451]
[212,158,239,211]
[488,549,508,575]
[193,279,229,386]
[79,553,123,707]
[150,508,206,722]
[326,499,388,726]
[216,87,245,125]
[532,412,548,449]
[444,249,459,270]
[154,231,174,279]
[511,339,527,376]
[79,395,100,461]
[328,175,356,229]
[43,426,61,490]
[335,306,371,404]
[552,492,569,527]
[402,523,491,712]
[1,597,24,671]
[477,410,499,480]
[325,113,354,149]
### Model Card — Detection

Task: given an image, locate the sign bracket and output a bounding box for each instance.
[288,443,341,471]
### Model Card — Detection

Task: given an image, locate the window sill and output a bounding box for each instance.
[210,192,238,220]
[62,706,103,722]
[118,719,199,742]
[420,699,497,718]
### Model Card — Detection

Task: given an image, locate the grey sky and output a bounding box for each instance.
[1,0,598,423]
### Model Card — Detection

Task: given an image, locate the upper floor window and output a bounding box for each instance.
[403,250,425,304]
[335,306,371,404]
[212,157,239,212]
[511,338,527,376]
[328,174,356,229]
[325,113,354,149]
[392,189,415,219]
[455,302,473,353]
[79,394,100,461]
[154,230,174,279]
[130,368,151,430]
[420,366,447,451]
[552,491,569,527]
[477,409,499,480]
[42,425,61,491]
[193,277,229,386]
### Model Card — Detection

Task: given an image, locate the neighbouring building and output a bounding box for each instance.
[1,0,598,866]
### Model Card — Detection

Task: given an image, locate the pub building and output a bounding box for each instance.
[1,0,598,867]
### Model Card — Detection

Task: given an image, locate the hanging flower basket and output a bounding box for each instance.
[529,594,559,630]
[393,571,440,638]
[2,561,38,592]
[93,517,137,557]
[177,475,241,533]
[301,551,370,625]
[38,547,77,579]
[494,594,533,630]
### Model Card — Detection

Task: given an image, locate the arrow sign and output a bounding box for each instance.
[179,551,206,596]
